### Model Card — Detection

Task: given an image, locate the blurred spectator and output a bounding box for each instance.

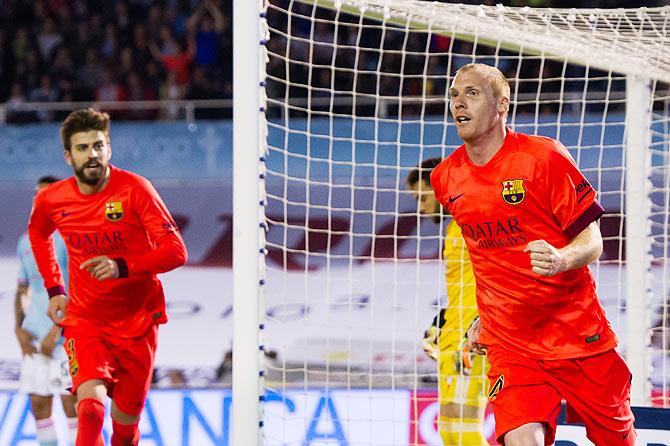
[29,74,58,121]
[150,35,195,86]
[188,0,225,75]
[117,46,136,83]
[146,3,164,40]
[76,47,106,99]
[100,23,119,62]
[5,83,33,124]
[132,24,152,71]
[96,68,126,119]
[159,71,185,120]
[71,21,92,66]
[186,66,221,119]
[158,25,179,57]
[145,60,166,98]
[36,16,62,62]
[48,46,75,90]
[123,71,157,120]
[113,1,132,36]
[11,27,31,65]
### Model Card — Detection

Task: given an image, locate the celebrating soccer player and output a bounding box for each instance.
[407,159,488,445]
[28,108,188,446]
[431,63,635,445]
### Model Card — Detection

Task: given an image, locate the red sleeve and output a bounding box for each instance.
[430,160,448,209]
[27,190,66,297]
[116,179,187,276]
[548,143,604,238]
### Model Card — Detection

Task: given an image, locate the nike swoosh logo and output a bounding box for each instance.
[61,211,75,217]
[448,193,464,203]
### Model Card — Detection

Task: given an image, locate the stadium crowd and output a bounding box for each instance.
[0,0,665,123]
[0,0,232,122]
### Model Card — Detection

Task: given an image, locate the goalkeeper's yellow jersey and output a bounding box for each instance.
[439,219,477,353]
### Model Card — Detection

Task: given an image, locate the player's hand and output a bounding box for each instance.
[465,317,487,355]
[456,341,474,375]
[422,325,440,361]
[15,327,38,356]
[524,239,568,276]
[47,295,68,325]
[39,326,61,357]
[80,256,120,280]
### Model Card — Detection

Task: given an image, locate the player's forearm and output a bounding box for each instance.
[14,286,28,328]
[559,222,603,270]
[28,223,64,292]
[44,324,62,342]
[119,235,188,276]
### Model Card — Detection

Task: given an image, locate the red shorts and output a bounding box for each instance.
[486,347,635,446]
[63,323,158,416]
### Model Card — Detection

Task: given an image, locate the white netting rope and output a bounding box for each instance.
[312,0,670,83]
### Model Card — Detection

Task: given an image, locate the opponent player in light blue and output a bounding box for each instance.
[15,176,78,446]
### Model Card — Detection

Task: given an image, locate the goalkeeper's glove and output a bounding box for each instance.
[455,337,474,375]
[422,309,446,361]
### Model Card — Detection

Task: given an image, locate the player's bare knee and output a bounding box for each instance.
[503,422,544,446]
[111,401,140,425]
[29,395,53,419]
[76,379,107,404]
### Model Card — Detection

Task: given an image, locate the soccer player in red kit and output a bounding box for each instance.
[28,108,188,446]
[430,64,635,446]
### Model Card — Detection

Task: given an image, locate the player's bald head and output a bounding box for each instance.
[455,63,510,101]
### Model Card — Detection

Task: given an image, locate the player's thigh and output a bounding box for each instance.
[486,348,562,445]
[112,326,158,416]
[47,349,73,395]
[503,422,545,446]
[19,354,50,396]
[63,328,118,394]
[547,350,635,445]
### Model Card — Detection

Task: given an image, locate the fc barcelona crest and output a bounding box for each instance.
[501,179,525,205]
[105,201,124,221]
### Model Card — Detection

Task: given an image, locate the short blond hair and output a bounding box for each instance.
[456,63,510,100]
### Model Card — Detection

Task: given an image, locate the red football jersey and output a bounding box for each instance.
[431,129,616,360]
[29,165,187,338]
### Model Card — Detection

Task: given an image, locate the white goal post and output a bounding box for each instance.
[233,1,670,445]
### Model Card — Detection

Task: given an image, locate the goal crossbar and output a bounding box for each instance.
[299,0,670,84]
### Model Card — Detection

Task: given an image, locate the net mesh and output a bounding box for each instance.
[260,1,670,442]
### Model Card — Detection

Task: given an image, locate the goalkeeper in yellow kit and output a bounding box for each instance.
[407,158,489,446]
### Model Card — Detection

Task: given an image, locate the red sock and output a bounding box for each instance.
[111,419,140,446]
[76,398,105,446]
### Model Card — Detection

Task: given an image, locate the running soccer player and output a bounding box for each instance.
[407,159,488,445]
[29,108,188,446]
[431,63,635,446]
[16,176,78,446]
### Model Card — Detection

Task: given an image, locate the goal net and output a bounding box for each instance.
[257,1,670,443]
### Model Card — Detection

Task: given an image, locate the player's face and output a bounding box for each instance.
[449,69,506,143]
[65,130,111,186]
[409,179,441,223]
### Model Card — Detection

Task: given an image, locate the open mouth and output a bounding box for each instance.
[456,116,471,123]
[83,162,102,174]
